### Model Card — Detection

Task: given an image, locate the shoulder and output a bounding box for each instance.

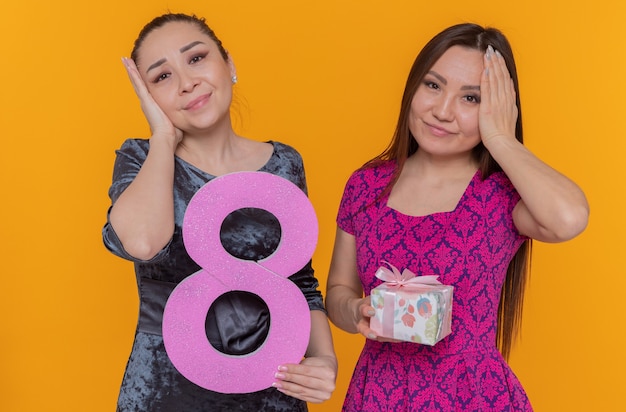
[340,160,395,207]
[485,170,511,185]
[269,141,304,164]
[107,139,150,202]
[263,140,308,192]
[479,171,516,194]
[473,171,520,209]
[346,160,396,190]
[115,138,150,159]
[337,161,395,230]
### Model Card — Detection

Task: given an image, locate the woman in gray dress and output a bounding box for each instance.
[103,12,337,411]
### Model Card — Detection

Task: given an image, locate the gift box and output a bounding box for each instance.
[369,262,453,345]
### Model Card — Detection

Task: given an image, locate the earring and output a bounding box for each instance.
[231,75,238,84]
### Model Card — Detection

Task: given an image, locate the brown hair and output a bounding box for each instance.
[130,13,229,65]
[367,23,530,360]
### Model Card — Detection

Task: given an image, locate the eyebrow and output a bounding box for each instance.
[180,40,205,53]
[427,70,480,91]
[145,41,207,73]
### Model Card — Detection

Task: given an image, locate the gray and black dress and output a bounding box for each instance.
[103,139,324,412]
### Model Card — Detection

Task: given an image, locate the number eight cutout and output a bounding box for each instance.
[162,171,317,393]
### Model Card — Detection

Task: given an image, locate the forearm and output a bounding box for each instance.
[479,48,589,241]
[486,137,589,241]
[305,310,337,369]
[325,227,365,334]
[325,284,363,334]
[109,136,178,259]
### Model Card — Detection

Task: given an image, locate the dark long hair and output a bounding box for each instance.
[368,23,531,360]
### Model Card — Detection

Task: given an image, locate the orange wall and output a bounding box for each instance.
[1,1,624,410]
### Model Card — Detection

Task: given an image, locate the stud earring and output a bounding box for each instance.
[231,75,238,84]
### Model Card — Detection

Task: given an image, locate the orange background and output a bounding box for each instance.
[1,1,624,410]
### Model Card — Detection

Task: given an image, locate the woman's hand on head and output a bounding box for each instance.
[122,57,183,147]
[478,46,518,147]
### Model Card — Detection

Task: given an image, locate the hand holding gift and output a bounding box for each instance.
[369,262,453,345]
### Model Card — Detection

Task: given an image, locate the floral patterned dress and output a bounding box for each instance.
[337,161,533,411]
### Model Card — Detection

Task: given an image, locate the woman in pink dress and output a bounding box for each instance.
[325,23,589,411]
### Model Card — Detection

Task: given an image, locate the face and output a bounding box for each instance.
[135,22,236,133]
[408,45,484,159]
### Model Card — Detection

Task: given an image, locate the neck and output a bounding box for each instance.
[175,119,242,174]
[404,150,478,181]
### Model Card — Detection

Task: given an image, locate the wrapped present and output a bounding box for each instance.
[370,262,453,345]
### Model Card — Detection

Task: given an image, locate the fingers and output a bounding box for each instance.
[356,299,379,340]
[355,298,417,343]
[121,57,157,113]
[479,46,518,145]
[122,58,161,114]
[122,57,150,101]
[483,46,514,103]
[494,51,515,107]
[121,57,181,143]
[272,359,336,403]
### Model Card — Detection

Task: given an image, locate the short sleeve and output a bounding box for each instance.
[288,260,325,312]
[102,139,171,262]
[336,172,360,235]
[263,141,308,194]
[487,172,528,242]
[336,162,396,236]
[108,139,149,204]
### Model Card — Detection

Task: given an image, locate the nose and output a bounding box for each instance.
[432,94,454,122]
[177,70,199,94]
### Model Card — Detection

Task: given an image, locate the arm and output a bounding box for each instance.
[325,228,378,339]
[272,310,337,403]
[108,58,184,260]
[480,47,589,243]
[269,157,337,403]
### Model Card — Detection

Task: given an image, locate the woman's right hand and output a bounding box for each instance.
[109,59,183,260]
[355,296,401,343]
[122,57,183,147]
[327,228,401,342]
[353,296,376,338]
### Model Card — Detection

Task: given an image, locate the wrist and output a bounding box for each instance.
[302,354,338,374]
[482,132,516,147]
[149,133,180,154]
[349,297,364,327]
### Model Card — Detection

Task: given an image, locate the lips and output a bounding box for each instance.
[184,93,212,111]
[424,121,455,137]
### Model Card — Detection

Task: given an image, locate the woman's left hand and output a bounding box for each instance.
[272,355,337,403]
[477,46,589,242]
[479,45,518,146]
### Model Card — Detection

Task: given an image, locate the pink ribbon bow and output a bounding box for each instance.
[375,261,442,289]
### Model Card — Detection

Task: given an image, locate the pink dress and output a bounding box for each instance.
[337,161,533,411]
